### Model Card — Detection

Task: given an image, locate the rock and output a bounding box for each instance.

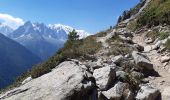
[134,44,144,52]
[102,82,134,100]
[116,71,126,81]
[93,66,116,90]
[161,56,170,63]
[136,85,160,100]
[119,35,134,44]
[0,61,95,100]
[132,51,153,70]
[145,38,154,44]
[152,41,162,50]
[144,45,152,52]
[162,87,170,100]
[112,55,124,65]
[21,77,32,85]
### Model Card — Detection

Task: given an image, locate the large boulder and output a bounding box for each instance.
[93,66,116,90]
[0,61,95,100]
[102,82,134,100]
[132,51,153,71]
[136,85,161,100]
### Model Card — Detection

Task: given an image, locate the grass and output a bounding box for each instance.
[146,31,169,40]
[137,0,170,27]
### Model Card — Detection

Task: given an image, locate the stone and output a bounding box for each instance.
[152,41,162,50]
[144,45,152,52]
[112,55,124,65]
[132,51,153,70]
[0,61,95,100]
[93,66,116,90]
[136,85,160,100]
[102,82,134,100]
[162,87,170,100]
[161,56,170,63]
[21,77,32,85]
[116,71,126,81]
[145,38,153,44]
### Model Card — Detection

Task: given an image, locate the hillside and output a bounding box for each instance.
[0,33,41,89]
[1,0,170,100]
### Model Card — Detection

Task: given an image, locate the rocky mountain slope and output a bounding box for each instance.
[1,0,170,100]
[0,33,41,90]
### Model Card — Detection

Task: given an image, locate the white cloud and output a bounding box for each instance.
[0,13,24,29]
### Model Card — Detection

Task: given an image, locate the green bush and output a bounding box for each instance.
[165,39,170,50]
[159,32,169,40]
[137,0,170,27]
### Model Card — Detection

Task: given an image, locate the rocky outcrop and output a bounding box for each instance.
[132,51,153,71]
[136,85,161,100]
[0,61,95,100]
[93,66,116,90]
[102,82,134,100]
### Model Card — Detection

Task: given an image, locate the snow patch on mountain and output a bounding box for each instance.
[48,24,90,39]
[0,23,14,35]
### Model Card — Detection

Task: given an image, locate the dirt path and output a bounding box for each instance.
[133,33,170,100]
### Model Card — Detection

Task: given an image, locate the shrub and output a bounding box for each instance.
[107,43,134,56]
[165,39,170,50]
[145,31,159,40]
[137,0,170,27]
[159,32,169,40]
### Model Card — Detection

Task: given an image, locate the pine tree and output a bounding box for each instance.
[68,29,79,41]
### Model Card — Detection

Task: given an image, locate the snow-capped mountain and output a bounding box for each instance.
[0,23,14,35]
[8,21,90,61]
[48,24,90,39]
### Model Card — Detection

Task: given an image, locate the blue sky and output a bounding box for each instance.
[0,0,140,33]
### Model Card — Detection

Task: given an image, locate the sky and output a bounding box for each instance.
[0,0,140,33]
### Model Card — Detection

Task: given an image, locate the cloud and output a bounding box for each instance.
[0,13,24,29]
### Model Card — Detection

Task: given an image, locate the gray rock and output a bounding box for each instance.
[0,61,95,100]
[145,38,154,44]
[132,51,153,70]
[144,45,152,52]
[162,86,170,100]
[136,85,160,100]
[21,77,32,85]
[93,66,116,90]
[102,82,134,100]
[152,41,162,50]
[116,71,126,80]
[112,55,124,65]
[161,56,170,63]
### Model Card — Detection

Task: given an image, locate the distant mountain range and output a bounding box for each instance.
[0,23,13,36]
[1,21,90,61]
[0,33,41,89]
